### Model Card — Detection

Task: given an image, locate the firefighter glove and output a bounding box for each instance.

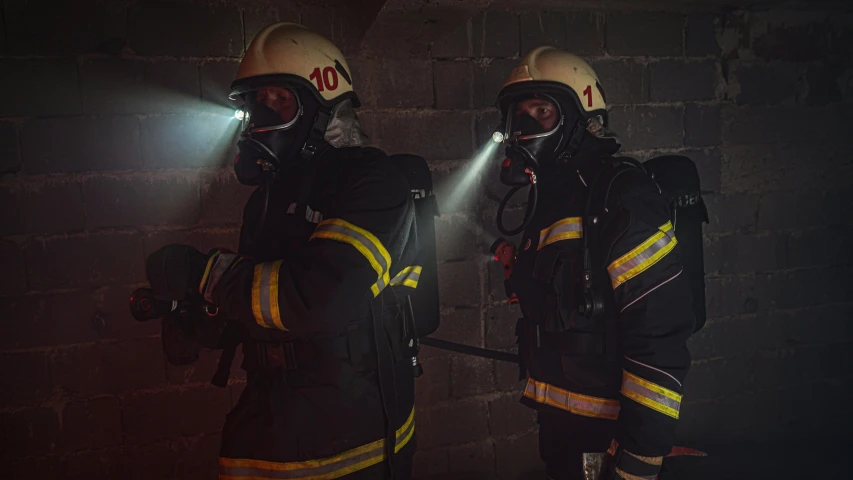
[145,244,209,301]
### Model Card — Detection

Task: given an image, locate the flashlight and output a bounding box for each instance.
[234,109,247,121]
[492,131,504,143]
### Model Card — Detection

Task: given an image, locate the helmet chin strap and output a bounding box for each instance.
[560,119,588,160]
[300,108,332,161]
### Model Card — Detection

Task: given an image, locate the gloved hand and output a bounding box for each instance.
[603,441,663,480]
[145,244,210,301]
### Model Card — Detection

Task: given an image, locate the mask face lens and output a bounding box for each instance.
[508,97,559,138]
[256,87,300,123]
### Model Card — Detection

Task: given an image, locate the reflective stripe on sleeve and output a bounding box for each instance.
[389,265,421,289]
[218,406,416,479]
[620,370,682,419]
[523,378,620,420]
[251,260,286,330]
[607,221,677,289]
[310,219,392,298]
[538,217,583,250]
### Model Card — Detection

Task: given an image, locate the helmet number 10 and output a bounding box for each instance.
[310,67,339,92]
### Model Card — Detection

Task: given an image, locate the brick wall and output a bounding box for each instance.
[0,1,851,479]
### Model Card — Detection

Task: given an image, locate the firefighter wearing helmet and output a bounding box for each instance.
[144,23,419,478]
[494,46,696,479]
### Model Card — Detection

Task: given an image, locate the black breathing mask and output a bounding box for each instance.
[233,88,321,186]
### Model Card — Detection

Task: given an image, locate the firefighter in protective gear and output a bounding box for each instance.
[495,46,695,480]
[145,23,419,479]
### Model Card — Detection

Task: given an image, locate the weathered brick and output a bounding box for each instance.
[83,174,201,228]
[129,1,242,56]
[4,0,126,55]
[473,58,518,108]
[435,214,480,262]
[732,63,802,105]
[489,393,536,437]
[1,407,61,457]
[60,397,123,452]
[767,266,852,310]
[448,439,496,475]
[359,111,473,161]
[141,115,239,169]
[472,11,519,58]
[494,430,543,479]
[412,448,450,478]
[51,338,166,396]
[431,19,471,58]
[606,13,685,57]
[0,292,103,349]
[21,116,142,173]
[349,58,433,109]
[301,3,365,58]
[686,13,721,57]
[722,142,853,193]
[751,15,832,62]
[494,356,524,392]
[27,232,145,289]
[244,4,300,49]
[174,433,222,480]
[143,228,240,258]
[415,356,451,405]
[782,303,853,347]
[705,275,770,318]
[167,348,223,385]
[608,106,684,150]
[706,232,783,274]
[485,304,520,350]
[805,63,844,106]
[431,307,481,349]
[416,398,489,449]
[64,443,178,480]
[123,385,232,443]
[92,286,162,341]
[0,239,26,295]
[0,181,85,236]
[0,59,81,116]
[520,11,567,54]
[703,193,759,234]
[451,356,495,397]
[6,456,64,480]
[0,352,51,407]
[434,61,473,109]
[566,12,606,56]
[438,262,481,307]
[683,354,754,400]
[200,171,255,225]
[650,60,719,102]
[677,148,723,194]
[684,104,721,147]
[201,60,241,112]
[758,190,827,230]
[80,59,201,114]
[785,226,853,268]
[591,59,648,105]
[722,104,853,145]
[753,343,852,391]
[0,120,20,174]
[475,108,503,146]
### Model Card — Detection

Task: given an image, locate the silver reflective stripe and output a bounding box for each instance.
[523,378,620,420]
[314,223,389,277]
[203,253,238,303]
[256,262,275,329]
[620,371,681,419]
[390,266,421,288]
[538,217,583,250]
[608,222,677,289]
[220,446,384,479]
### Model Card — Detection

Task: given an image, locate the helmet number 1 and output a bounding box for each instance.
[310,67,339,92]
[583,85,593,107]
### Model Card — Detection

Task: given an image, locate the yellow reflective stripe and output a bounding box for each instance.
[198,251,221,294]
[523,378,620,420]
[389,265,421,289]
[219,406,415,479]
[620,370,682,419]
[607,221,677,289]
[250,261,287,330]
[311,219,391,298]
[538,217,583,250]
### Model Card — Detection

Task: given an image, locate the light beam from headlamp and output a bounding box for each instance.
[440,139,501,214]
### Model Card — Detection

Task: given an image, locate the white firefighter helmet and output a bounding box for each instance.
[498,46,607,125]
[230,22,358,108]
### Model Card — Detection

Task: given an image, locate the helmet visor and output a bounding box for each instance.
[504,94,563,142]
[242,87,304,133]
